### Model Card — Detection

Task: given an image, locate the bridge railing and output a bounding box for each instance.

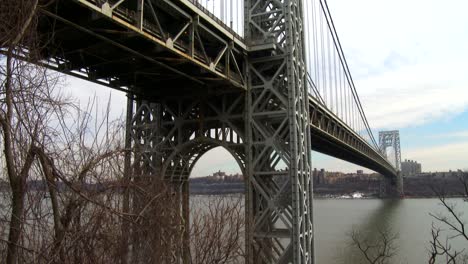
[189,0,244,38]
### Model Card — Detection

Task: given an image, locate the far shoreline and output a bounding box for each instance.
[189,193,467,199]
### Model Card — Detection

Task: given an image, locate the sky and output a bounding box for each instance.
[65,0,468,176]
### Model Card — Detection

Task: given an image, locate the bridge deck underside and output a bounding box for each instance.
[309,98,396,178]
[35,0,246,97]
[32,0,396,178]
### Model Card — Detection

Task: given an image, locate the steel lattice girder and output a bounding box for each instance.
[308,97,396,178]
[378,130,401,172]
[159,94,246,181]
[29,0,399,181]
[245,0,314,263]
[378,130,402,194]
[25,0,404,262]
[36,0,247,92]
[128,92,246,263]
[131,93,246,182]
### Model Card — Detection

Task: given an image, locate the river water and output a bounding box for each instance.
[313,198,467,263]
[193,197,468,263]
[2,192,465,263]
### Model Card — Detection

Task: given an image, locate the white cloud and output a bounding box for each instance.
[428,130,468,140]
[329,0,468,73]
[358,62,468,129]
[405,141,468,172]
[326,0,468,129]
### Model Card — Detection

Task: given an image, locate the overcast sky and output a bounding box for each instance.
[67,0,468,176]
[324,0,468,173]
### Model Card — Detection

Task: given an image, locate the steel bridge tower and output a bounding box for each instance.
[244,0,313,262]
[6,0,402,262]
[379,130,403,196]
[125,0,313,263]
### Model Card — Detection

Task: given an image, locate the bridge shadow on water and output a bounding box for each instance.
[334,199,403,264]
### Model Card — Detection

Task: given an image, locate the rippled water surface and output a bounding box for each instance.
[193,197,468,263]
[314,198,467,263]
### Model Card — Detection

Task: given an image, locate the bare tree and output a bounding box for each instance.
[1,2,247,263]
[428,224,465,264]
[428,172,468,264]
[0,80,128,262]
[0,0,57,262]
[349,228,398,264]
[33,98,127,263]
[190,195,245,264]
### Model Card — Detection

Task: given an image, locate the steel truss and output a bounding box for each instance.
[127,91,245,263]
[245,0,314,263]
[26,1,404,263]
[378,130,403,195]
[96,0,247,86]
[309,97,396,177]
[37,0,247,91]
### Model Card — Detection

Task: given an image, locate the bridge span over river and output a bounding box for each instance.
[26,0,402,262]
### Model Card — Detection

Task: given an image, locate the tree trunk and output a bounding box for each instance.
[2,1,39,262]
[5,145,36,264]
[3,48,21,264]
[36,149,66,263]
[6,179,25,264]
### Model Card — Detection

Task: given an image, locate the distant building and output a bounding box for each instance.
[318,169,326,184]
[357,170,364,175]
[207,171,244,182]
[401,159,422,176]
[313,168,326,185]
[417,170,465,179]
[325,171,345,184]
[228,173,243,181]
[313,168,318,184]
[212,170,227,180]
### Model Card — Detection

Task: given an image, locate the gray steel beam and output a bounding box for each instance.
[26,1,404,262]
[379,130,403,196]
[245,0,314,262]
[74,0,247,88]
[33,0,397,182]
[309,97,396,177]
[127,92,245,263]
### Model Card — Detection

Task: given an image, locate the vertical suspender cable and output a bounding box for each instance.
[320,9,326,103]
[340,59,344,120]
[230,0,232,30]
[327,31,332,111]
[313,0,319,94]
[320,0,379,149]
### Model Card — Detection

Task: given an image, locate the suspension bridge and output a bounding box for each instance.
[28,0,402,263]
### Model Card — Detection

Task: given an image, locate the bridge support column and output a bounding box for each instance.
[396,172,404,197]
[378,131,403,198]
[127,99,179,263]
[379,173,404,198]
[245,0,314,263]
[125,92,246,263]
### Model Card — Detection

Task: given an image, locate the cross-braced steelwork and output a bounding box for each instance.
[128,91,245,263]
[379,130,403,195]
[245,0,313,262]
[34,0,247,92]
[379,130,401,172]
[10,0,406,263]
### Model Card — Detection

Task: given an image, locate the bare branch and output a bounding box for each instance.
[349,228,398,264]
